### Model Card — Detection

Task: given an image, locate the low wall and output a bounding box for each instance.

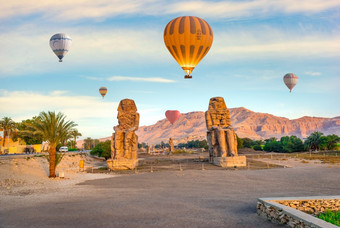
[257,196,340,228]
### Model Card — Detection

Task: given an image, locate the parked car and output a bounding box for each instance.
[59,146,68,152]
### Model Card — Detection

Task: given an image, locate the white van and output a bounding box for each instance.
[59,146,68,152]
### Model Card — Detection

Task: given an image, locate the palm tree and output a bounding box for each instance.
[70,129,82,149]
[26,111,76,178]
[83,137,93,150]
[0,117,16,150]
[304,131,324,151]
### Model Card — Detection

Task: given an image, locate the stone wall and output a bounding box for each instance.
[257,202,308,227]
[257,198,340,228]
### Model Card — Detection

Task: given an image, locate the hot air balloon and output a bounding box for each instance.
[164,16,213,79]
[99,87,107,98]
[283,73,298,92]
[49,33,72,62]
[165,110,180,124]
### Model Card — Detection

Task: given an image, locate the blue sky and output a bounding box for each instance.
[1,0,339,139]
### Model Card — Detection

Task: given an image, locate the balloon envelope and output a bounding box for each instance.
[165,110,180,124]
[50,33,72,62]
[99,87,107,98]
[164,16,213,78]
[283,73,298,92]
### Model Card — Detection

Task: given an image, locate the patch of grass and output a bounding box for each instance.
[317,210,340,226]
[98,166,108,170]
[26,157,31,160]
[301,160,309,163]
[172,150,186,154]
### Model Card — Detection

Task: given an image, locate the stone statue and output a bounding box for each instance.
[147,144,151,154]
[107,99,139,170]
[205,97,238,162]
[169,137,174,152]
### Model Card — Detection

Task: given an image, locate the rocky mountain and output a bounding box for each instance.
[135,107,340,145]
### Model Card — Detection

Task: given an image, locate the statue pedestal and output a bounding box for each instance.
[107,159,138,170]
[213,156,246,168]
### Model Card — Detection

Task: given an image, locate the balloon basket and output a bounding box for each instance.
[184,75,192,79]
[59,59,62,62]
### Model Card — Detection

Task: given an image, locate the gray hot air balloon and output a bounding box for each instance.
[283,73,298,92]
[49,33,72,62]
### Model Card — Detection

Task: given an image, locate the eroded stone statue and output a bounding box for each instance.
[205,97,238,162]
[107,99,139,170]
[169,137,174,152]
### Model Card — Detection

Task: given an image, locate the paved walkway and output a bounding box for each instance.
[1,165,339,227]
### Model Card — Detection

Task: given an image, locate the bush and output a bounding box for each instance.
[253,145,262,151]
[90,140,111,160]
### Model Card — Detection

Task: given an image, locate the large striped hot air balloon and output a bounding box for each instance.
[165,110,180,124]
[99,87,107,98]
[283,73,298,92]
[164,16,213,79]
[49,33,72,62]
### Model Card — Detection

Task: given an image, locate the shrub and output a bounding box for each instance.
[253,145,262,151]
[90,140,111,160]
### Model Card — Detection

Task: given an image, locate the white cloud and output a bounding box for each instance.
[1,24,339,77]
[0,90,119,138]
[1,0,339,21]
[304,71,322,77]
[108,76,175,83]
[86,75,175,83]
[0,90,166,138]
[0,25,166,77]
[166,0,340,19]
[208,28,340,62]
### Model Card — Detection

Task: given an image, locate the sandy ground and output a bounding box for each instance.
[0,153,110,196]
[0,153,339,227]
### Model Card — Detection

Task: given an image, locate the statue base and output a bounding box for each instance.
[213,156,247,168]
[107,159,138,170]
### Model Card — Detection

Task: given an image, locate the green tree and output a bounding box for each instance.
[83,137,93,150]
[17,117,43,145]
[325,134,340,150]
[90,140,111,160]
[253,144,263,151]
[304,131,324,151]
[24,111,76,178]
[237,136,243,149]
[69,129,82,149]
[264,137,282,152]
[0,117,17,149]
[242,138,253,148]
[280,136,304,153]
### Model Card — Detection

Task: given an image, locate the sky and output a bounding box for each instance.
[1,0,339,139]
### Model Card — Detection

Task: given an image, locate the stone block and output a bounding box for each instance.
[213,156,246,167]
[107,159,138,170]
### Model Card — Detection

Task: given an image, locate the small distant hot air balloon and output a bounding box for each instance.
[164,16,213,79]
[165,110,180,124]
[283,73,298,92]
[99,87,107,98]
[49,33,72,62]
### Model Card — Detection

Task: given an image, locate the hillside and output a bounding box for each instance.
[77,107,340,146]
[136,107,340,144]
